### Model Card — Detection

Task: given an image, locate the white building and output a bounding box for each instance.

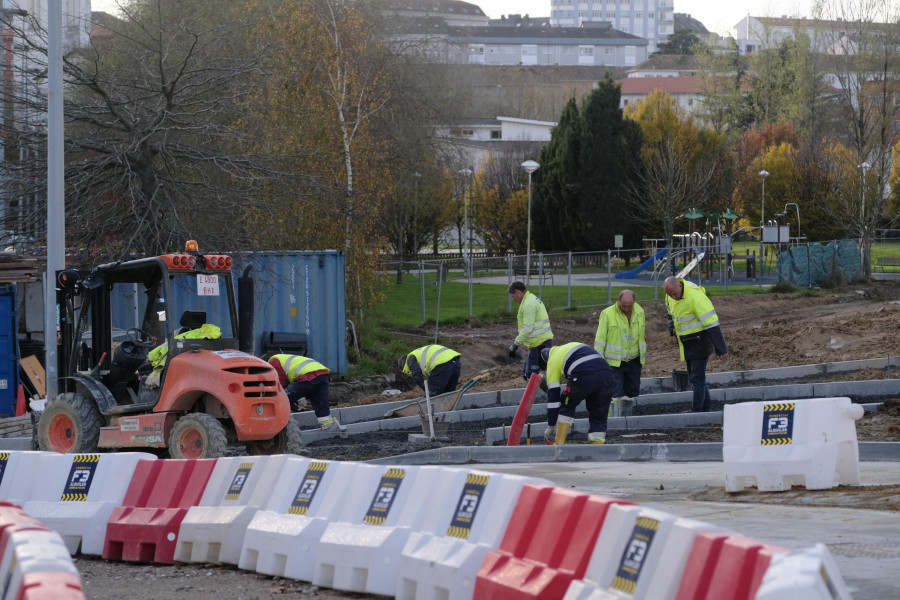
[391,16,647,68]
[436,116,556,170]
[549,0,674,54]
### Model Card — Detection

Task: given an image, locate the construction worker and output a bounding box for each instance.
[663,276,729,412]
[399,344,462,397]
[267,353,346,434]
[595,289,645,417]
[145,322,221,388]
[539,342,615,445]
[507,281,553,391]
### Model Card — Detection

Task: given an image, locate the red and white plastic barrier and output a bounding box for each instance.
[396,469,550,600]
[238,457,354,581]
[755,543,851,600]
[563,504,727,600]
[102,458,218,564]
[21,452,155,555]
[724,397,864,491]
[0,504,81,600]
[475,484,633,600]
[0,453,46,507]
[174,455,292,565]
[311,465,435,595]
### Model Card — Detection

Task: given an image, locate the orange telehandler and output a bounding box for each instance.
[36,241,302,458]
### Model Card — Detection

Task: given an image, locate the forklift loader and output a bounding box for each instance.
[35,241,303,458]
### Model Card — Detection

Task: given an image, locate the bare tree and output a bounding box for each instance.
[0,1,294,262]
[813,0,900,277]
[628,139,716,249]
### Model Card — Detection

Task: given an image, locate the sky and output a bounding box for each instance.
[475,0,815,37]
[91,0,815,38]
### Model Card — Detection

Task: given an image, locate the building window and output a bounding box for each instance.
[649,12,654,18]
[462,129,474,137]
[579,46,594,56]
[522,45,538,56]
[490,130,502,139]
[636,11,642,18]
[605,47,614,54]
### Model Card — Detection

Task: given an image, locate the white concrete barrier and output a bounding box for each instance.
[396,469,550,600]
[0,452,47,506]
[755,543,852,600]
[312,464,435,596]
[22,452,156,555]
[564,504,727,600]
[724,397,863,492]
[174,455,291,565]
[0,527,80,600]
[238,458,359,580]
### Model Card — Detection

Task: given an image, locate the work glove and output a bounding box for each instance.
[667,317,675,337]
[560,386,572,406]
[507,343,519,358]
[543,425,556,444]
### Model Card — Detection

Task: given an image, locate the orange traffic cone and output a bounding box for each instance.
[15,384,25,417]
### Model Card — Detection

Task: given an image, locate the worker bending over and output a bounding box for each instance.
[267,353,346,434]
[400,344,461,397]
[539,342,615,445]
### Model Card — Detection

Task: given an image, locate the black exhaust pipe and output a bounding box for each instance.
[238,265,255,355]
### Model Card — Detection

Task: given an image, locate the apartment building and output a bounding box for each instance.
[549,0,675,54]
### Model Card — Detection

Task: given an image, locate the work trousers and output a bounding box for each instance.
[558,369,616,435]
[285,373,331,417]
[686,357,712,412]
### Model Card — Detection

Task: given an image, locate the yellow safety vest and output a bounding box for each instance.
[402,345,460,378]
[147,323,222,368]
[665,279,720,361]
[271,354,329,381]
[594,302,646,367]
[515,291,553,348]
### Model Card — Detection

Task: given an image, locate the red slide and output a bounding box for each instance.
[507,373,543,446]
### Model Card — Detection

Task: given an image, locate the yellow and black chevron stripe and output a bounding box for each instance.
[761,437,793,446]
[635,516,660,531]
[465,473,489,487]
[765,402,795,412]
[0,452,9,461]
[612,575,636,594]
[309,461,329,472]
[74,454,100,464]
[61,491,88,501]
[383,468,406,480]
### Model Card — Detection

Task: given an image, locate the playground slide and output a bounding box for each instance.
[614,247,668,279]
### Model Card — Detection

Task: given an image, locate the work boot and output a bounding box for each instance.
[589,432,606,444]
[319,415,349,438]
[554,421,571,445]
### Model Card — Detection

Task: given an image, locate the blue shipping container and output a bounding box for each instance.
[0,284,19,416]
[107,251,347,375]
[233,251,346,375]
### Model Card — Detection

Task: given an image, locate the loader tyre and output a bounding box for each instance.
[245,417,304,456]
[168,413,228,459]
[37,392,102,454]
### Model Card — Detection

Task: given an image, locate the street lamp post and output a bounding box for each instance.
[521,160,539,283]
[758,170,769,285]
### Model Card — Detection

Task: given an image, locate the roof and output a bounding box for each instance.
[383,0,486,17]
[392,18,645,45]
[618,76,704,94]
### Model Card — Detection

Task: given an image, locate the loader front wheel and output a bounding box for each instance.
[245,418,304,456]
[168,413,228,459]
[37,393,103,454]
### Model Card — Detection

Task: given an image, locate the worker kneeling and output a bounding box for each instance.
[540,342,616,445]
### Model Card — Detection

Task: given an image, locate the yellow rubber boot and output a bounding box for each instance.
[554,421,571,445]
[589,436,606,445]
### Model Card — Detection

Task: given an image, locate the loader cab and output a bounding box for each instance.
[61,248,240,407]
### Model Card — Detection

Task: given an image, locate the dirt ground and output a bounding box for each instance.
[70,282,900,597]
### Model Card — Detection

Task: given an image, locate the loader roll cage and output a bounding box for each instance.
[58,254,240,403]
